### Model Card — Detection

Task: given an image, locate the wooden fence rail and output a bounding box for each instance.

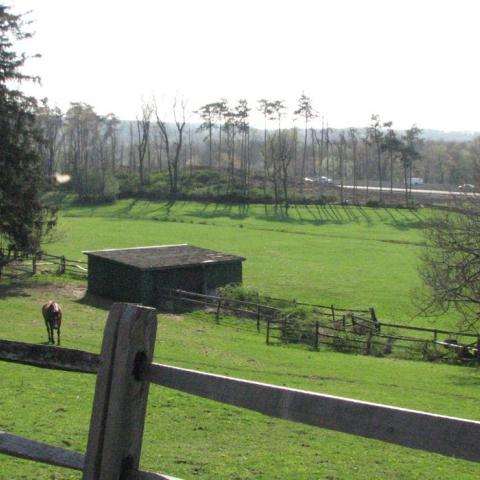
[2,303,480,479]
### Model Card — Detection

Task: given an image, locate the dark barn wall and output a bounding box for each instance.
[88,257,243,306]
[88,258,142,303]
[150,262,243,304]
[205,262,242,291]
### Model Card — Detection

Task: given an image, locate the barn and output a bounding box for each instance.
[83,244,245,306]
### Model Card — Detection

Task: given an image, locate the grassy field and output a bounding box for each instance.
[1,285,480,479]
[1,198,478,479]
[41,197,452,328]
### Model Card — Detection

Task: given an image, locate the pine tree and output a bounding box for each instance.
[0,5,56,274]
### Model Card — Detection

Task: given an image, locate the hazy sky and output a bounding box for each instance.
[12,0,480,130]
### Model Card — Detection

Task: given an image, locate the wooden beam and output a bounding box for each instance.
[146,363,480,463]
[0,431,179,480]
[83,303,157,480]
[0,431,84,470]
[0,339,99,374]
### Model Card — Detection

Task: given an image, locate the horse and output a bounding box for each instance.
[42,301,62,345]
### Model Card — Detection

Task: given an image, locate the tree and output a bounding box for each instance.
[0,5,56,274]
[399,125,422,206]
[270,100,287,205]
[153,98,186,197]
[196,102,216,168]
[36,98,63,177]
[257,99,275,192]
[420,194,480,330]
[294,93,316,180]
[348,128,359,203]
[381,125,401,202]
[368,114,387,201]
[136,103,152,185]
[235,99,250,189]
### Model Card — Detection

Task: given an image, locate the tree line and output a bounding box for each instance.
[35,95,480,207]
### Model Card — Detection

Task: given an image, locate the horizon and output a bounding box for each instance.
[12,0,480,131]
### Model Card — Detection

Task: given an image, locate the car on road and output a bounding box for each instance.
[304,176,333,184]
[458,184,475,191]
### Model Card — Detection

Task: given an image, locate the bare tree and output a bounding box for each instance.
[257,99,275,193]
[153,98,186,197]
[420,194,480,330]
[334,131,347,203]
[136,103,152,186]
[368,114,387,202]
[36,99,63,177]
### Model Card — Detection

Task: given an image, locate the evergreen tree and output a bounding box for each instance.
[0,5,56,274]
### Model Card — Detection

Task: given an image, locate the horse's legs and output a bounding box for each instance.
[45,319,51,343]
[57,327,61,346]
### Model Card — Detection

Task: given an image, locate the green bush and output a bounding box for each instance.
[77,171,119,203]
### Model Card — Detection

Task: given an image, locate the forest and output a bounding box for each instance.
[36,95,480,207]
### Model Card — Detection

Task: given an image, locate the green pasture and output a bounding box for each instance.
[1,198,478,479]
[1,288,480,479]
[44,197,452,328]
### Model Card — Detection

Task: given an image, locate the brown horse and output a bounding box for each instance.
[42,301,62,345]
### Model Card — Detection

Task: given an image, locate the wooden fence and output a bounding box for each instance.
[267,312,480,362]
[0,250,87,277]
[159,288,480,363]
[158,288,376,332]
[36,251,88,276]
[1,303,480,479]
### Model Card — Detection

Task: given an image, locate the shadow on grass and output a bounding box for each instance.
[0,281,32,299]
[76,292,114,311]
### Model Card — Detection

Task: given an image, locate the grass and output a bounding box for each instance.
[1,198,478,478]
[43,197,454,328]
[1,286,480,479]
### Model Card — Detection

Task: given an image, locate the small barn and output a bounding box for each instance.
[83,244,245,306]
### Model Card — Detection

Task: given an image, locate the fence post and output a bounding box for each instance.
[365,330,372,356]
[83,303,157,480]
[59,256,66,275]
[216,299,222,324]
[266,317,270,345]
[32,253,37,274]
[256,305,261,333]
[331,305,335,322]
[477,337,480,365]
[314,321,320,350]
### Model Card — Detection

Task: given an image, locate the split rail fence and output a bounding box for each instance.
[0,249,87,277]
[1,303,480,479]
[160,289,480,363]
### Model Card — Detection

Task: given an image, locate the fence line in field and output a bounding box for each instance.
[160,288,480,363]
[1,303,480,480]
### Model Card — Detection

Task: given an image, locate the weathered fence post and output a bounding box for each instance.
[266,317,271,345]
[314,321,320,350]
[32,253,37,274]
[83,303,157,480]
[365,330,373,356]
[59,256,66,275]
[331,305,335,322]
[256,305,261,333]
[477,337,480,365]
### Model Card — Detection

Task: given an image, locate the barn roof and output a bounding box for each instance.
[83,244,245,271]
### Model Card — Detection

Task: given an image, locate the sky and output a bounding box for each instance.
[11,0,480,130]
